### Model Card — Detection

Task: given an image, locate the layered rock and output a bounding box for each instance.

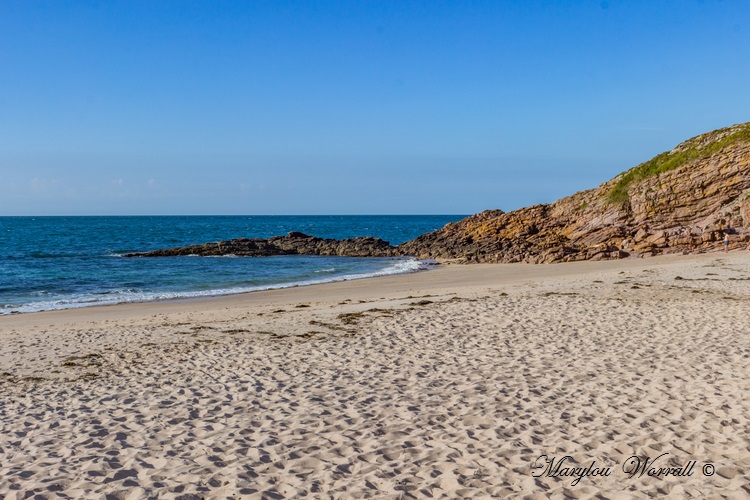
[401,122,750,263]
[129,122,750,264]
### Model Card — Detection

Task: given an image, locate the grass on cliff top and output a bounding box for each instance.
[608,123,750,205]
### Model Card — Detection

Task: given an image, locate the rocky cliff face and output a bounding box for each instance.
[129,123,750,264]
[400,122,750,263]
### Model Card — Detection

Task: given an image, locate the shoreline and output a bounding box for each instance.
[0,254,428,318]
[2,249,749,497]
[0,250,725,325]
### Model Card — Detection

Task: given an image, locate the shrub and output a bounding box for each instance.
[608,123,750,205]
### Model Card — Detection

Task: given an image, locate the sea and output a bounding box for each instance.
[0,215,464,315]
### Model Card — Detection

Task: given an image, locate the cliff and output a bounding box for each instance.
[400,122,750,263]
[129,122,750,263]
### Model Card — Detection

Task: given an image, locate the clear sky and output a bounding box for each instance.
[1,0,748,215]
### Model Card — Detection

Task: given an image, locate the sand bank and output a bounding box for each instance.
[2,251,750,497]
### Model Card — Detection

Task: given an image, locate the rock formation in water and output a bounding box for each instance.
[129,122,750,263]
[126,232,400,258]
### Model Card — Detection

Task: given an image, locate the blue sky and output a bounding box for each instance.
[1,0,748,215]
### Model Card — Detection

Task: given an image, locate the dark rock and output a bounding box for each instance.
[126,234,400,258]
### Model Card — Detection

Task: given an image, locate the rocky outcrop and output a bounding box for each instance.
[129,122,750,264]
[401,122,750,263]
[126,232,400,258]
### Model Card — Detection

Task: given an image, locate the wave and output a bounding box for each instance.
[314,268,337,274]
[0,258,431,315]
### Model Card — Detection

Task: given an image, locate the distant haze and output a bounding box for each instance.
[1,1,748,215]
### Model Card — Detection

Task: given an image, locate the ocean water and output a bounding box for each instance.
[0,215,463,315]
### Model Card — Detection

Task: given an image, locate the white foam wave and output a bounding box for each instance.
[314,268,337,273]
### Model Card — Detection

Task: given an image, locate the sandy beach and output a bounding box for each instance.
[2,252,750,498]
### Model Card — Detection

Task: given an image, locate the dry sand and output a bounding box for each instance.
[2,251,750,498]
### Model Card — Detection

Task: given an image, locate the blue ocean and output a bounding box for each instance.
[0,215,462,315]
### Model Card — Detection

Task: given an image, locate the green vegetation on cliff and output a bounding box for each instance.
[608,123,750,205]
